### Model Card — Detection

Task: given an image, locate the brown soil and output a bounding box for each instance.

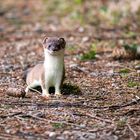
[0,0,140,140]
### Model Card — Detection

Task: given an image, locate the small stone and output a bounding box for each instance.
[90,72,98,77]
[118,39,124,45]
[63,131,71,135]
[135,65,140,70]
[69,36,74,41]
[0,25,4,32]
[80,124,86,128]
[49,132,57,138]
[57,136,65,140]
[136,46,140,55]
[50,24,57,31]
[108,69,114,73]
[5,129,10,134]
[82,36,89,43]
[88,133,96,140]
[78,27,84,33]
[5,12,18,19]
[69,63,78,68]
[95,54,101,59]
[137,70,140,73]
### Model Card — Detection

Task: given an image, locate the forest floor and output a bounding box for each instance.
[0,0,140,140]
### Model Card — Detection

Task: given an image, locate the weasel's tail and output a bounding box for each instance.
[23,70,28,81]
[22,66,31,82]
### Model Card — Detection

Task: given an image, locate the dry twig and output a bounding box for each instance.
[127,123,138,138]
[74,111,112,124]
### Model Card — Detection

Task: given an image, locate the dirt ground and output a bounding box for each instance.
[0,0,140,140]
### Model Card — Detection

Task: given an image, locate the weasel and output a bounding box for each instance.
[25,37,66,97]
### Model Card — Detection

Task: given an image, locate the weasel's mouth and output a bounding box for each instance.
[48,50,60,55]
[45,48,64,55]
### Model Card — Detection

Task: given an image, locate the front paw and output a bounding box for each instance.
[55,92,62,97]
[42,90,50,99]
[41,93,50,99]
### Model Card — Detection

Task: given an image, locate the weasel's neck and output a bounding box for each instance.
[44,52,64,69]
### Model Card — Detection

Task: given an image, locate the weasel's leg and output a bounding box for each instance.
[55,85,62,96]
[41,83,50,98]
[42,88,50,97]
[25,80,40,93]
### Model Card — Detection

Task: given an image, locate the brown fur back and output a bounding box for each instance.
[26,63,65,89]
[26,63,44,85]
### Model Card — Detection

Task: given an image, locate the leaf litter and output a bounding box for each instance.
[0,0,140,140]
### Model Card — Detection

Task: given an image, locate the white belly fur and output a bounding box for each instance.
[30,80,41,88]
[44,52,64,88]
[45,65,63,87]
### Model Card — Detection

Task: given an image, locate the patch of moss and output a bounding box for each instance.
[62,83,81,95]
[111,10,123,25]
[43,0,73,17]
[127,81,140,88]
[119,68,130,74]
[100,5,108,13]
[81,43,96,61]
[110,42,116,48]
[124,31,137,38]
[117,118,126,127]
[0,34,5,41]
[51,122,64,129]
[74,0,83,4]
[81,50,96,61]
[0,104,11,109]
[70,11,84,23]
[123,44,138,53]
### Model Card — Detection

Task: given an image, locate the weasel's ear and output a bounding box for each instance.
[59,38,66,46]
[42,36,48,44]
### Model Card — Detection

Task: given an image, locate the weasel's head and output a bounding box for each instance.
[42,37,66,56]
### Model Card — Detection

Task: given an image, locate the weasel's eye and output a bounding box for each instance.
[48,45,51,49]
